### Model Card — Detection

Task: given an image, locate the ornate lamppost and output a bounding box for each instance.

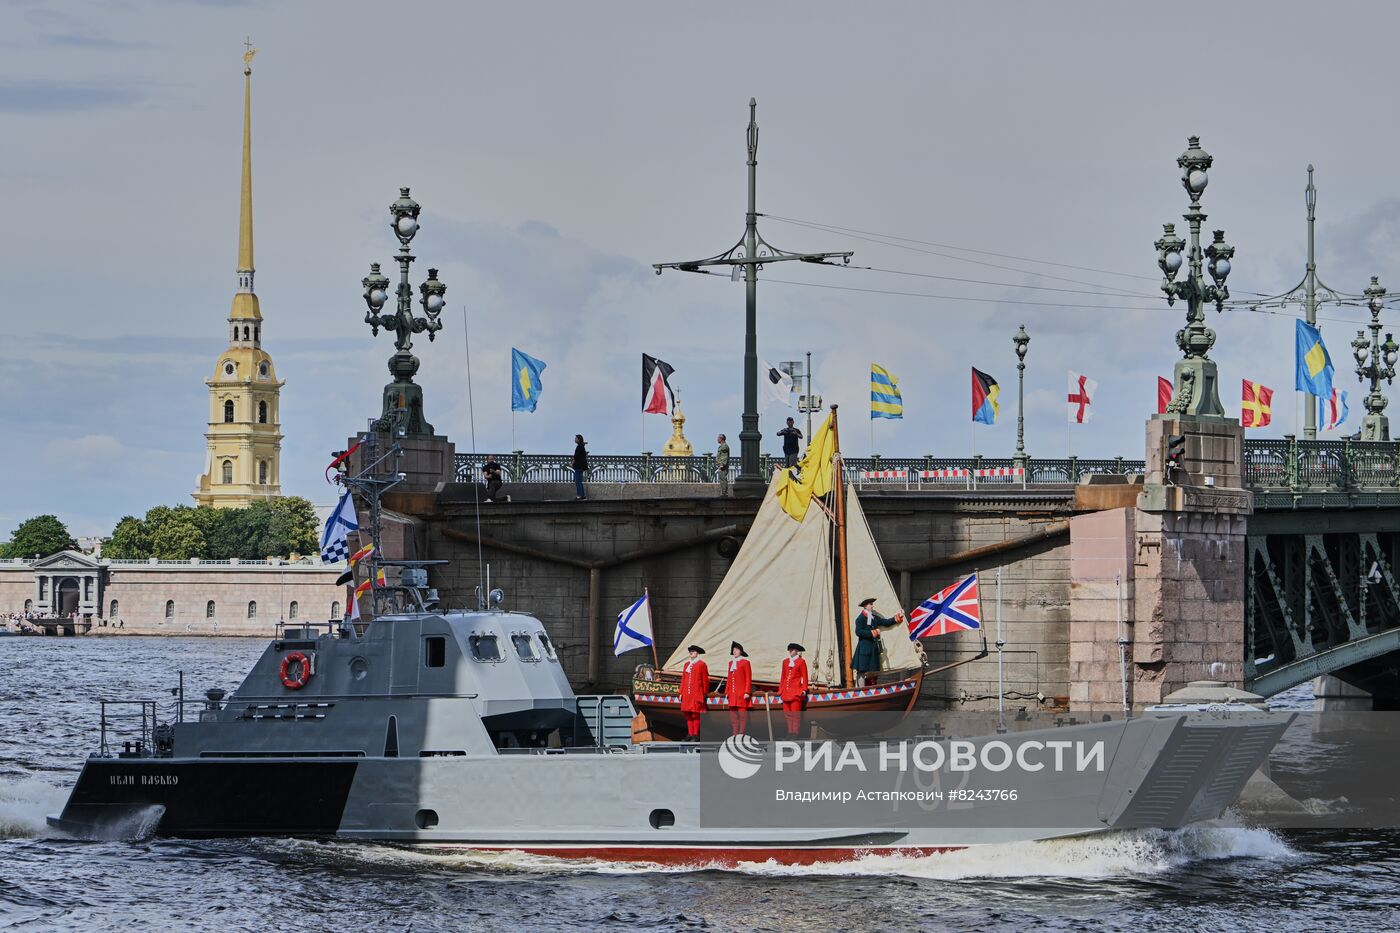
[362,187,447,437]
[1352,276,1398,441]
[1013,324,1030,466]
[1155,137,1235,419]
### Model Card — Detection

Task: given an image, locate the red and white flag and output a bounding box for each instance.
[1157,376,1173,414]
[1067,371,1097,424]
[642,354,676,415]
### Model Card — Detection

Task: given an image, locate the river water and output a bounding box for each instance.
[2,636,1397,932]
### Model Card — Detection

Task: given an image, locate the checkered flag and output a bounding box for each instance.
[320,491,359,564]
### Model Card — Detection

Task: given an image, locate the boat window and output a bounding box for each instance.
[424,636,446,668]
[537,632,558,661]
[469,634,502,662]
[649,809,675,829]
[512,633,538,661]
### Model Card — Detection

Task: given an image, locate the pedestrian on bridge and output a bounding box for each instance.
[715,434,730,496]
[777,417,803,468]
[572,435,588,500]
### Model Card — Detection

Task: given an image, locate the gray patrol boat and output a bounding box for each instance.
[49,440,1291,866]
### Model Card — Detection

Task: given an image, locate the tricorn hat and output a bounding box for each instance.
[859,597,878,607]
[730,640,748,657]
[687,644,705,654]
[787,642,805,652]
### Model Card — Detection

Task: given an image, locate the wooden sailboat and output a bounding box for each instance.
[632,405,937,740]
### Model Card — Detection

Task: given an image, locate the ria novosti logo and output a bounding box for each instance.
[717,734,766,780]
[715,737,1107,780]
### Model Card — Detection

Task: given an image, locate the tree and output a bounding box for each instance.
[105,516,149,559]
[265,497,319,558]
[3,515,75,559]
[148,513,206,560]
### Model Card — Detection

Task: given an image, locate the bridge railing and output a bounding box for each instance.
[457,441,1400,492]
[454,452,1147,487]
[1243,437,1400,493]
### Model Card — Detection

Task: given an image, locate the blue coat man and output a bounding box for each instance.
[852,597,903,683]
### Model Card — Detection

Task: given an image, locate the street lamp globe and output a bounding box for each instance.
[1354,332,1370,365]
[1385,334,1399,370]
[1205,230,1234,285]
[1013,324,1030,361]
[390,187,422,244]
[1156,224,1186,283]
[362,263,390,313]
[420,268,447,318]
[1177,136,1213,201]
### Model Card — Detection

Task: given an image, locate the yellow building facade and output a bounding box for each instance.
[193,48,284,508]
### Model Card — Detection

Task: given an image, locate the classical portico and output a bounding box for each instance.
[30,551,104,618]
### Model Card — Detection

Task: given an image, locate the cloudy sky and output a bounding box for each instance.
[5,1,1400,537]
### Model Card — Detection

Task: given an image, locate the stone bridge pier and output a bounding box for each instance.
[1069,417,1252,710]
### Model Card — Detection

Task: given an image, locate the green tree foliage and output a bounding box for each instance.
[148,514,207,560]
[105,516,149,559]
[103,497,322,561]
[2,515,76,559]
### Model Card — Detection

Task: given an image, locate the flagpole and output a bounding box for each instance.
[996,567,1005,733]
[645,586,660,670]
[511,411,517,457]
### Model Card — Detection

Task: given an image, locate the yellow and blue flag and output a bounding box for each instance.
[972,367,999,424]
[512,348,547,413]
[871,363,903,420]
[1295,320,1334,399]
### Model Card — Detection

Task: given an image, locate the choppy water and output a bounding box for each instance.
[2,636,1398,932]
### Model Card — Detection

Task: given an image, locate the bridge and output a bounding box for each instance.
[437,437,1400,708]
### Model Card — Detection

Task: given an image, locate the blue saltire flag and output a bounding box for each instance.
[512,348,547,413]
[908,573,981,639]
[1295,320,1334,399]
[319,490,359,563]
[613,592,654,656]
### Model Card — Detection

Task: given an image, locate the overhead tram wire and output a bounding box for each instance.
[762,213,1160,283]
[762,214,1160,295]
[763,213,1282,301]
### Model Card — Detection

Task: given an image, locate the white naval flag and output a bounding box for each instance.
[613,593,655,656]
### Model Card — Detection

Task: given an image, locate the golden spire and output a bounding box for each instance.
[231,40,261,321]
[662,397,693,457]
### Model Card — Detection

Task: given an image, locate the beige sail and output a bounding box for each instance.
[845,484,923,672]
[663,471,842,685]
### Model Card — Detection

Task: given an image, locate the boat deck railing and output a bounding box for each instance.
[97,700,159,758]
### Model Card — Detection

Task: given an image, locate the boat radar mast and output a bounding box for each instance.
[338,413,448,618]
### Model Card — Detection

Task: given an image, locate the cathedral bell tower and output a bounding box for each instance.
[193,44,284,508]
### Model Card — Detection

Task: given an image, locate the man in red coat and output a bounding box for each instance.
[679,645,709,739]
[724,641,753,736]
[779,642,809,736]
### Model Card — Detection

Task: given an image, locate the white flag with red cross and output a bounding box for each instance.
[1067,371,1097,424]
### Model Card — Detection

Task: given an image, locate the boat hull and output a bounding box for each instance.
[50,710,1289,861]
[632,669,924,740]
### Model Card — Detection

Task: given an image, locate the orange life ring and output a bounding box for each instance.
[279,651,312,690]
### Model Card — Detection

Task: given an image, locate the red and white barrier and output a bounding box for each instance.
[858,470,909,480]
[918,469,969,479]
[975,467,1026,478]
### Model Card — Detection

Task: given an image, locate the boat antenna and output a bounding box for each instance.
[461,304,486,609]
[341,415,406,618]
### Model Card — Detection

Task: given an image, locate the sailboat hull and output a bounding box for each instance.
[632,669,924,740]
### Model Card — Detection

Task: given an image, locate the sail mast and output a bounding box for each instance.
[831,404,853,688]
